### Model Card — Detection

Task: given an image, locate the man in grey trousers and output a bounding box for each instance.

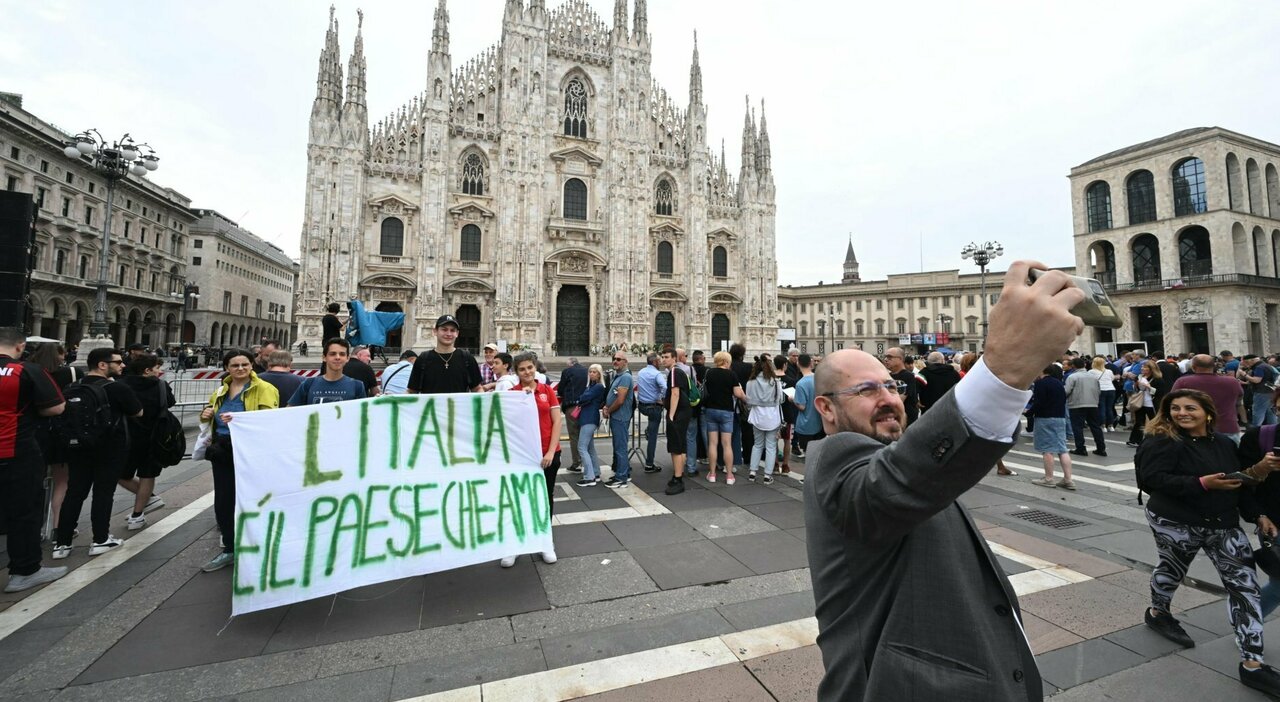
[1064,356,1106,456]
[804,262,1086,701]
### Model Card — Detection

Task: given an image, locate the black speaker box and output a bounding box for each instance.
[0,299,23,328]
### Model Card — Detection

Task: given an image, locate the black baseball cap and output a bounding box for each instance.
[435,315,460,329]
[400,350,418,360]
[127,343,146,351]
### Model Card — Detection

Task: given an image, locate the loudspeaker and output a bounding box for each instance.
[0,191,35,329]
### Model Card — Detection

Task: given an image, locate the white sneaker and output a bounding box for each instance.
[50,544,71,560]
[126,514,147,531]
[143,496,165,513]
[500,556,517,568]
[541,549,557,564]
[4,566,68,593]
[88,536,123,556]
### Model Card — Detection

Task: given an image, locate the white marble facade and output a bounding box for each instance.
[295,1,777,356]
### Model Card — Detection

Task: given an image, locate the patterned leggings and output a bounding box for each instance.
[1146,509,1264,662]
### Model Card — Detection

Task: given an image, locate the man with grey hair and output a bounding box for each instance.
[804,262,1086,700]
[557,356,588,471]
[635,353,666,472]
[1173,353,1246,442]
[343,345,380,397]
[918,351,960,413]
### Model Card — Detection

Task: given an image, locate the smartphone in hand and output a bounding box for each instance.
[1223,471,1262,486]
[1028,269,1123,329]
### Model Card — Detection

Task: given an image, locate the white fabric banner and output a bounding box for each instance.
[227,391,551,615]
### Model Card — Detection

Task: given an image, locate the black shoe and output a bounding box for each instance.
[604,476,620,486]
[566,464,583,473]
[575,478,598,487]
[1069,449,1089,456]
[1144,609,1195,648]
[664,478,685,495]
[643,464,660,473]
[1093,449,1108,457]
[1240,662,1280,696]
[1126,442,1140,448]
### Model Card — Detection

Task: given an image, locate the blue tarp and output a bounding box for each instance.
[345,300,404,347]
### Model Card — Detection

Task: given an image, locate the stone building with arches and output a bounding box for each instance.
[0,93,195,350]
[294,1,777,355]
[1071,127,1280,356]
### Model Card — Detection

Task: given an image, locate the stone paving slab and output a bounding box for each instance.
[210,666,395,702]
[264,576,427,653]
[1019,579,1153,640]
[1022,611,1085,654]
[1078,530,1221,585]
[604,515,704,550]
[535,552,658,607]
[1035,637,1148,690]
[389,640,547,701]
[1096,568,1221,612]
[711,530,808,576]
[743,644,824,702]
[649,487,734,512]
[1047,654,1269,701]
[573,659,776,702]
[715,591,814,633]
[417,561,549,629]
[710,482,792,507]
[675,505,776,539]
[982,526,1130,578]
[629,540,753,590]
[549,522,624,559]
[739,500,806,530]
[539,607,734,670]
[1102,620,1219,659]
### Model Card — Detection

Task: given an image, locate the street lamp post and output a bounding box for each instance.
[62,130,159,343]
[960,241,1003,349]
[170,283,199,344]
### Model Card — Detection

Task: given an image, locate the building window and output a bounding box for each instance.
[1132,233,1161,283]
[35,187,46,209]
[875,319,885,335]
[657,241,673,274]
[712,246,727,277]
[54,249,65,274]
[135,270,143,289]
[918,296,927,306]
[818,302,825,312]
[1172,157,1207,216]
[1178,226,1212,278]
[4,175,15,191]
[8,146,17,159]
[78,255,89,278]
[240,295,249,316]
[875,300,883,311]
[799,321,808,336]
[380,217,404,257]
[88,182,95,194]
[563,78,588,138]
[83,206,93,225]
[460,224,482,261]
[192,256,202,266]
[800,303,806,313]
[39,159,48,173]
[563,178,587,220]
[896,299,904,310]
[967,294,975,306]
[1085,181,1112,232]
[256,300,263,318]
[194,239,203,249]
[461,152,485,195]
[65,171,74,185]
[856,300,863,311]
[896,319,906,334]
[967,318,977,334]
[124,221,131,238]
[223,291,232,313]
[835,320,845,336]
[855,319,864,335]
[118,265,127,286]
[1126,169,1157,224]
[655,179,674,216]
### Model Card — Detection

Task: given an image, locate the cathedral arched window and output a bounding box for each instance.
[461,152,485,195]
[563,78,588,138]
[564,178,587,220]
[712,246,727,277]
[655,179,674,216]
[657,241,673,274]
[460,224,482,262]
[380,217,404,257]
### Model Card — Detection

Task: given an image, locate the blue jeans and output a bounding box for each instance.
[749,426,779,476]
[609,415,631,481]
[1099,390,1116,427]
[638,403,663,466]
[1253,392,1277,427]
[578,423,601,480]
[686,415,699,473]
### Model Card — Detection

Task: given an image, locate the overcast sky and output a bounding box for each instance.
[5,0,1279,284]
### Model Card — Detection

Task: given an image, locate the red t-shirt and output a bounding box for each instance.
[511,382,561,454]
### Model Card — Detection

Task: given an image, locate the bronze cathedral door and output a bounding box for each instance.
[555,286,589,356]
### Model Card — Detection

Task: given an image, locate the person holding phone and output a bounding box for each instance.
[1238,389,1280,617]
[1136,388,1280,697]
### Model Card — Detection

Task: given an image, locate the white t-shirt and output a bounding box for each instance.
[1096,368,1114,392]
[494,373,519,392]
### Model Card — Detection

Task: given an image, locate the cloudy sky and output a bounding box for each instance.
[4,0,1278,284]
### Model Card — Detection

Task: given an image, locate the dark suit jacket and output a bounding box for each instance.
[804,392,1041,702]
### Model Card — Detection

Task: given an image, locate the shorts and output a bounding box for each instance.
[667,415,690,454]
[1033,417,1069,454]
[704,408,735,434]
[778,423,792,441]
[122,439,164,480]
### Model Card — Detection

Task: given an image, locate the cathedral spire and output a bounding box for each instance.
[613,0,628,41]
[432,0,450,56]
[312,6,344,119]
[843,236,861,283]
[689,31,702,105]
[632,0,647,40]
[757,98,770,173]
[740,95,756,176]
[344,9,366,110]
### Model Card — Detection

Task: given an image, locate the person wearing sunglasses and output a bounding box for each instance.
[804,262,1086,702]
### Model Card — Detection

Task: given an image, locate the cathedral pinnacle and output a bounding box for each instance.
[740,95,756,177]
[757,98,770,172]
[432,0,450,56]
[312,5,344,112]
[344,9,367,110]
[689,31,702,104]
[632,0,647,40]
[613,0,628,41]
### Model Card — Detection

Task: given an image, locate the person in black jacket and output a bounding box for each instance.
[1136,388,1280,697]
[1238,388,1280,618]
[117,354,174,531]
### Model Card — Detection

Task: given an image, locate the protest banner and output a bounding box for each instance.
[226,391,551,615]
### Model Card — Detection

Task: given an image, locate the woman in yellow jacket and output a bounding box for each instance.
[199,349,278,573]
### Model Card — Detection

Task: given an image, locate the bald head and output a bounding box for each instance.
[814,349,905,443]
[1191,354,1215,372]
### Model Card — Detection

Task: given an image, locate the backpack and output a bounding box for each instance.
[685,369,701,407]
[150,381,185,467]
[54,380,115,450]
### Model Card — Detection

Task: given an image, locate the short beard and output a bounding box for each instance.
[832,405,900,445]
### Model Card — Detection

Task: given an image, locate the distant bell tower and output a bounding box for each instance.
[842,237,860,283]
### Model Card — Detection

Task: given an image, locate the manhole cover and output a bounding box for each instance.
[1009,509,1089,530]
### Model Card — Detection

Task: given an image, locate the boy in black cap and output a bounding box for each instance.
[407,315,483,394]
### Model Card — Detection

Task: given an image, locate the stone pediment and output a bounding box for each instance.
[549,145,604,167]
[368,194,419,215]
[546,247,608,267]
[443,278,495,293]
[650,288,689,303]
[709,291,742,305]
[706,227,736,245]
[649,221,685,238]
[447,201,497,220]
[359,274,416,290]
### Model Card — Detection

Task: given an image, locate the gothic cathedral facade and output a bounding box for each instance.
[295,0,778,356]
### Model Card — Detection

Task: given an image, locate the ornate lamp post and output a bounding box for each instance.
[62,130,159,343]
[170,283,199,344]
[960,241,1003,348]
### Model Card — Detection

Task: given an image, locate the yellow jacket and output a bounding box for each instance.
[204,371,280,421]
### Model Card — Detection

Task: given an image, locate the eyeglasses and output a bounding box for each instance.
[613,357,626,362]
[108,359,124,365]
[822,380,907,400]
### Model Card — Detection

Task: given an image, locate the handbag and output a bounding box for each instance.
[570,405,582,420]
[1256,536,1280,579]
[1126,388,1146,412]
[191,420,213,461]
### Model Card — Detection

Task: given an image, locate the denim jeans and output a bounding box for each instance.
[638,403,663,466]
[749,426,779,476]
[1252,391,1277,427]
[609,416,631,481]
[1068,406,1105,452]
[686,415,699,473]
[578,423,601,480]
[563,410,581,467]
[1099,390,1116,427]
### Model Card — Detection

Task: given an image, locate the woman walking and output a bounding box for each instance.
[117,354,175,531]
[745,356,784,484]
[28,343,75,530]
[1137,389,1280,697]
[1029,364,1074,490]
[501,353,561,568]
[199,349,279,573]
[772,354,795,475]
[1127,361,1163,447]
[701,351,746,484]
[574,364,606,487]
[1096,356,1117,431]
